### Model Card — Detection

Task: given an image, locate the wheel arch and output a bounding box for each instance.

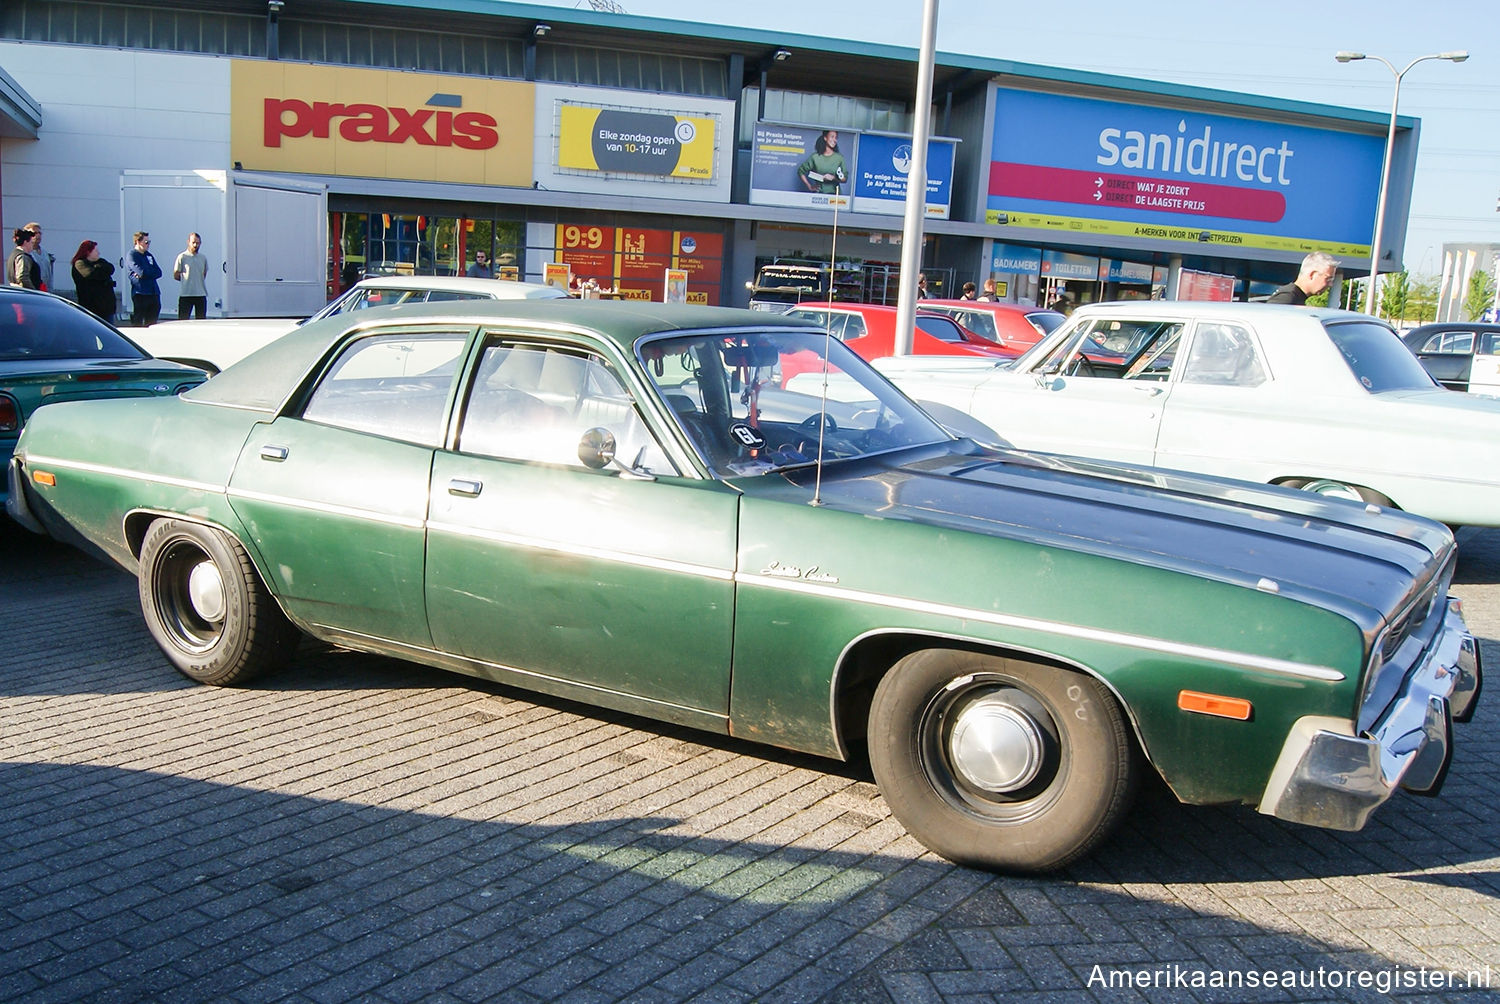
[123,508,296,625]
[1271,476,1398,509]
[829,628,1153,772]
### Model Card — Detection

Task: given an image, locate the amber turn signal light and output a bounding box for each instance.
[1178,689,1252,720]
[31,470,56,487]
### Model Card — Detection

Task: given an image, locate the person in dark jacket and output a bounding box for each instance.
[71,240,117,321]
[126,231,162,326]
[7,228,41,289]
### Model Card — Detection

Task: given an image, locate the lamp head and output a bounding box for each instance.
[1440,50,1469,62]
[532,23,551,38]
[1335,51,1365,63]
[773,48,792,62]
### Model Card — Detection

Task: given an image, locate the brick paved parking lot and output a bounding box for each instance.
[3,523,1499,1003]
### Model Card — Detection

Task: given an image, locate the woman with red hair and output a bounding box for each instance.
[71,240,117,322]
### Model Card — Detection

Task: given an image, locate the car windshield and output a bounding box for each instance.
[0,296,148,362]
[1325,320,1438,393]
[639,327,950,478]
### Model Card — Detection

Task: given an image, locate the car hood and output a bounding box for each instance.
[752,442,1450,634]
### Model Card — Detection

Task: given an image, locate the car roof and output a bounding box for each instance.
[1067,299,1379,325]
[353,275,566,299]
[186,300,813,413]
[1406,322,1500,333]
[921,299,1050,314]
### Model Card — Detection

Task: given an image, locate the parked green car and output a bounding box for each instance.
[1,287,207,507]
[6,300,1481,872]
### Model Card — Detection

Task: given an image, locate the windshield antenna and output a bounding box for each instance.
[811,197,840,506]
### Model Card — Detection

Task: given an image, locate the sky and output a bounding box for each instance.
[532,0,1500,277]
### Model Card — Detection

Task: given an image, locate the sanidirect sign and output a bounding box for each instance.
[232,61,534,186]
[537,84,732,203]
[986,87,1384,256]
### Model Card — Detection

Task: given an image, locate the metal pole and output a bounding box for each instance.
[1337,50,1467,316]
[893,0,939,356]
[1366,56,1402,318]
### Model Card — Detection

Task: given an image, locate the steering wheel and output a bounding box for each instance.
[1065,354,1097,378]
[800,413,838,434]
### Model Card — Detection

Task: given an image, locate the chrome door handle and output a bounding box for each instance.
[259,444,289,461]
[448,478,483,497]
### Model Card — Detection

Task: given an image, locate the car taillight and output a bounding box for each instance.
[76,372,122,382]
[0,394,17,432]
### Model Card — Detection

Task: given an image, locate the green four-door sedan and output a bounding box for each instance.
[5,299,1481,872]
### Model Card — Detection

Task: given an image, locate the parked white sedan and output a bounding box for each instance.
[872,300,1500,527]
[133,276,565,374]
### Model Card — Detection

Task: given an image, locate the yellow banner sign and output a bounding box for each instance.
[986,207,1372,258]
[557,104,715,180]
[231,61,535,188]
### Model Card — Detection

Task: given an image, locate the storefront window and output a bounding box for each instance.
[328,213,526,296]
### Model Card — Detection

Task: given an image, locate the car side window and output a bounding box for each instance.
[1181,323,1267,387]
[300,332,467,445]
[423,290,490,303]
[458,342,676,475]
[1040,319,1183,380]
[842,313,867,340]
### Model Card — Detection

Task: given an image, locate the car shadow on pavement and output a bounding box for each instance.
[1,758,1483,1003]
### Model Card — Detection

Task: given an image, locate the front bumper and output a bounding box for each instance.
[1259,597,1481,831]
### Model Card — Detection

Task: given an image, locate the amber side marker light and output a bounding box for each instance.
[1178,689,1252,720]
[31,470,56,487]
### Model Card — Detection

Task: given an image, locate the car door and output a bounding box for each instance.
[227,326,471,647]
[1412,329,1475,391]
[424,332,740,721]
[998,315,1184,465]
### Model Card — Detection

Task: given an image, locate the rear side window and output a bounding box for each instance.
[916,315,965,343]
[1181,323,1267,387]
[301,331,467,444]
[1325,320,1437,392]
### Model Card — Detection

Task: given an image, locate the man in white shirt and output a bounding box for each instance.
[173,232,209,319]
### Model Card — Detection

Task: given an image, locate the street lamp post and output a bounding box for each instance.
[1335,49,1467,317]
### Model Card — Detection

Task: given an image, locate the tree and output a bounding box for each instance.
[1410,274,1441,323]
[1381,271,1410,322]
[1465,269,1498,321]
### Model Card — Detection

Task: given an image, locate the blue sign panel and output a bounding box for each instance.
[1040,249,1099,280]
[1104,259,1154,283]
[986,87,1384,256]
[991,242,1041,275]
[852,134,955,218]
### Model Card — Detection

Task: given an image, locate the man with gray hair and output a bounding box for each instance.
[1267,251,1338,306]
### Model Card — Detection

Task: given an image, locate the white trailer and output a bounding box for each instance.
[120,170,327,319]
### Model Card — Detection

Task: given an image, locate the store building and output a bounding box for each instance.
[0,0,1414,317]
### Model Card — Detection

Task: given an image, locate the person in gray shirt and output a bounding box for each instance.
[24,220,55,291]
[173,232,209,319]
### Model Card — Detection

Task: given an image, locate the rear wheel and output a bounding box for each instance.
[138,518,298,685]
[868,650,1137,872]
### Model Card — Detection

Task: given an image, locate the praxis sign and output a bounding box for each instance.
[231,62,535,188]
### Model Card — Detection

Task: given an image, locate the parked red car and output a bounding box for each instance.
[917,299,1066,351]
[782,303,1020,360]
[779,302,1019,388]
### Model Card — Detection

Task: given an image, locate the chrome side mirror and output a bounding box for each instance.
[577,427,617,470]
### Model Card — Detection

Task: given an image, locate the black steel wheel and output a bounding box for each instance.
[868,649,1137,872]
[137,518,298,685]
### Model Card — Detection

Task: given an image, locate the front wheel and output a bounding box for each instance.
[138,518,299,685]
[868,650,1137,872]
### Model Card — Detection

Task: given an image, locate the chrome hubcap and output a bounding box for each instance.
[187,560,225,622]
[949,695,1045,793]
